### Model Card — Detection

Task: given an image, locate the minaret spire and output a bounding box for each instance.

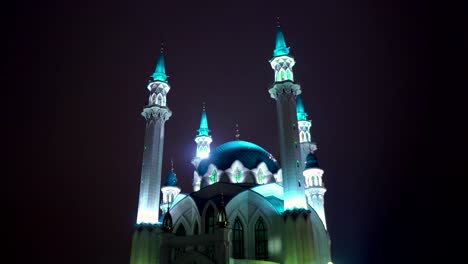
[270,22,295,83]
[235,123,240,140]
[152,41,168,82]
[273,19,290,57]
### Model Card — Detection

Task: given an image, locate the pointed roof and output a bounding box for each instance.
[164,170,178,187]
[273,26,290,57]
[296,95,308,121]
[197,106,210,137]
[304,153,320,170]
[152,43,168,82]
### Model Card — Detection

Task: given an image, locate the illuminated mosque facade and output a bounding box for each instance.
[130,25,333,264]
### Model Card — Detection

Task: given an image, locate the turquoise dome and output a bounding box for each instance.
[197,140,279,175]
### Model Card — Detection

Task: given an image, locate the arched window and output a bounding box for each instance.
[257,168,265,184]
[307,132,311,142]
[286,68,293,80]
[232,217,244,259]
[175,224,186,236]
[233,166,242,183]
[210,169,217,184]
[193,222,199,235]
[205,205,215,234]
[280,69,286,81]
[150,94,156,105]
[300,131,306,143]
[156,94,163,106]
[255,217,268,260]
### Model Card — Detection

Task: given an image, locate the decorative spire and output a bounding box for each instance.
[152,41,168,82]
[197,103,210,136]
[164,160,178,187]
[296,94,308,121]
[161,207,173,232]
[216,192,229,228]
[273,20,290,57]
[235,123,240,140]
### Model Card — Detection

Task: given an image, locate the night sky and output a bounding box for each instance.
[6,0,465,264]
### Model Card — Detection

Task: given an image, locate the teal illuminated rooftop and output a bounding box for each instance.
[296,95,308,121]
[197,109,210,136]
[164,170,178,187]
[273,26,290,57]
[152,51,168,82]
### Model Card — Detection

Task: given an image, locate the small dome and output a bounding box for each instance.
[164,171,177,187]
[197,140,279,176]
[304,153,320,170]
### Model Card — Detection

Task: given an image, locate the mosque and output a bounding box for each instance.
[129,25,333,264]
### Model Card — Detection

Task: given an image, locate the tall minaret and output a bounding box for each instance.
[296,95,317,171]
[268,24,307,211]
[303,153,327,229]
[192,105,212,191]
[130,44,172,264]
[136,44,172,225]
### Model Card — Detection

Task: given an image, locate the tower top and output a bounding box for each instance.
[296,95,308,121]
[197,104,210,137]
[273,23,290,57]
[305,153,320,170]
[152,42,168,82]
[164,164,178,187]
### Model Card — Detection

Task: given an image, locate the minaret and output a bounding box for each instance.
[192,104,212,191]
[130,44,172,264]
[303,153,327,229]
[296,95,317,171]
[195,104,212,160]
[160,161,181,213]
[135,44,172,225]
[268,23,307,211]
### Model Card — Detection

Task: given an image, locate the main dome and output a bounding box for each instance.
[196,140,279,175]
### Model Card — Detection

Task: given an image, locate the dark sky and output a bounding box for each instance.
[6,0,465,264]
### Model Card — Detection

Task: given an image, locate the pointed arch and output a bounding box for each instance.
[210,168,217,184]
[257,168,265,184]
[300,131,306,143]
[254,216,268,260]
[156,93,163,106]
[286,68,293,80]
[204,203,215,234]
[280,69,286,81]
[232,217,244,259]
